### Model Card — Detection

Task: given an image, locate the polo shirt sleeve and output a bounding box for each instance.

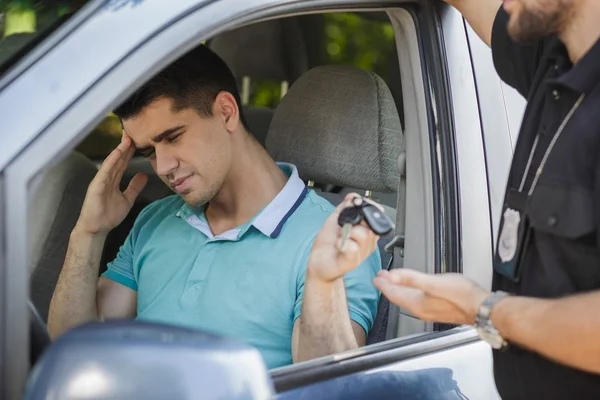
[491,6,548,98]
[343,249,382,334]
[102,228,138,291]
[293,243,382,335]
[101,202,157,291]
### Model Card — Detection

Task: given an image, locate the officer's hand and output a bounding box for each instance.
[307,193,380,283]
[374,269,490,325]
[75,134,148,236]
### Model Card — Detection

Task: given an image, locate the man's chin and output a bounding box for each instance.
[507,4,562,44]
[179,191,209,208]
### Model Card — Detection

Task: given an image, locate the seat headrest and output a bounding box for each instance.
[266,66,404,192]
[208,18,308,82]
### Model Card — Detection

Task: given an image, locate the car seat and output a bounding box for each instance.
[28,151,98,321]
[265,65,405,344]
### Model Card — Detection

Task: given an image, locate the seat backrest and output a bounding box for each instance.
[208,18,308,145]
[28,152,98,321]
[266,65,404,259]
[265,65,405,344]
[266,65,404,196]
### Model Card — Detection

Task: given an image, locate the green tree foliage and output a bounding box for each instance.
[249,13,395,108]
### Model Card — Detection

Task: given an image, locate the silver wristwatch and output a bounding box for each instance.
[474,291,510,349]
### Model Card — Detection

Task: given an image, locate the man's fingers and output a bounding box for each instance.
[362,196,385,213]
[123,173,148,204]
[348,224,378,259]
[317,193,361,244]
[96,148,124,184]
[335,238,364,274]
[111,142,135,185]
[98,136,133,183]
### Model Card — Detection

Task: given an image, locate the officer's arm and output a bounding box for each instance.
[447,0,550,98]
[444,0,501,47]
[490,292,600,374]
[375,269,600,374]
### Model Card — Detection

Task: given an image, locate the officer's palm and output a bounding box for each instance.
[374,269,489,325]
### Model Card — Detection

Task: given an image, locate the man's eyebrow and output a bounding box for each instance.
[133,125,186,153]
[151,125,186,143]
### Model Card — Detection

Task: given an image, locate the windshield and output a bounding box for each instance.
[0,1,88,74]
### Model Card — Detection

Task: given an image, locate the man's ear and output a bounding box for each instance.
[215,91,240,132]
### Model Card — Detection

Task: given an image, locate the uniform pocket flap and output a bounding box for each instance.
[528,183,595,238]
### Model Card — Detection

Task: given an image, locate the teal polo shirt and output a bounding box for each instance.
[103,163,381,369]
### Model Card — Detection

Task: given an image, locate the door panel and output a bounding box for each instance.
[439,6,493,291]
[275,329,500,399]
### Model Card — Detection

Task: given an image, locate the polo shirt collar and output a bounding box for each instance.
[551,37,600,94]
[252,163,308,238]
[175,162,307,239]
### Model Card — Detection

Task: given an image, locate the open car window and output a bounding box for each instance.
[0,1,89,75]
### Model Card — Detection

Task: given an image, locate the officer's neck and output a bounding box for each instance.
[559,1,600,64]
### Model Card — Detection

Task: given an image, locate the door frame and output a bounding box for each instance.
[0,0,466,396]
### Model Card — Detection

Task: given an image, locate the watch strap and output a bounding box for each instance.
[475,291,510,349]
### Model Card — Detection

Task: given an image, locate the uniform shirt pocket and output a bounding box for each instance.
[528,182,600,290]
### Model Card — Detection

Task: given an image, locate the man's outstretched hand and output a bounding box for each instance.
[307,193,380,283]
[374,269,490,325]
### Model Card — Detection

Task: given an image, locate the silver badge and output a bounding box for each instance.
[498,208,521,263]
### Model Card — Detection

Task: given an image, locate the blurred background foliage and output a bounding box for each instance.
[0,3,396,159]
[248,13,395,109]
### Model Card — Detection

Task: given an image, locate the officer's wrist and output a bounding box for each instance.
[489,295,514,331]
[470,289,492,324]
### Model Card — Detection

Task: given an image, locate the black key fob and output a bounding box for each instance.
[338,205,363,227]
[361,204,394,236]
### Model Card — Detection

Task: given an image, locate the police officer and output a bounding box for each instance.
[373,0,600,398]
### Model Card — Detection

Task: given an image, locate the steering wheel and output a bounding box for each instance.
[29,300,51,366]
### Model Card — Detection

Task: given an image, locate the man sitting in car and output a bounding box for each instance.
[47,44,381,369]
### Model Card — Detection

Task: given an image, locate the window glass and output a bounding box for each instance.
[76,113,121,160]
[0,1,89,73]
[248,12,397,109]
[75,12,399,161]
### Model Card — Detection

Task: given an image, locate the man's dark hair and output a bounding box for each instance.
[114,44,248,129]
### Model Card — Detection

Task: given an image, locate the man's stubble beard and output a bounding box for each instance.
[508,1,568,44]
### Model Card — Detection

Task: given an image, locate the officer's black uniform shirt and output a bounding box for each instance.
[491,6,600,400]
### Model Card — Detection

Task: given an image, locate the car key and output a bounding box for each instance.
[337,197,364,251]
[337,197,395,251]
[360,203,394,236]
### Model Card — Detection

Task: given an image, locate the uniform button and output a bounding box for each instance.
[552,90,560,100]
[554,63,559,70]
[547,215,558,227]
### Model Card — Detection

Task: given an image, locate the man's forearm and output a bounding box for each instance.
[492,290,600,374]
[294,271,358,363]
[446,0,502,47]
[47,228,106,339]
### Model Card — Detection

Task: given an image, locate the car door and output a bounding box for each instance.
[273,4,522,398]
[0,0,514,398]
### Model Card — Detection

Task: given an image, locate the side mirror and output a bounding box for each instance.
[25,320,274,400]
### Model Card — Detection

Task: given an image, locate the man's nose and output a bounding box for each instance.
[154,146,179,177]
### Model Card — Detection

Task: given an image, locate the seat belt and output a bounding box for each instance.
[384,150,407,270]
[378,150,407,342]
